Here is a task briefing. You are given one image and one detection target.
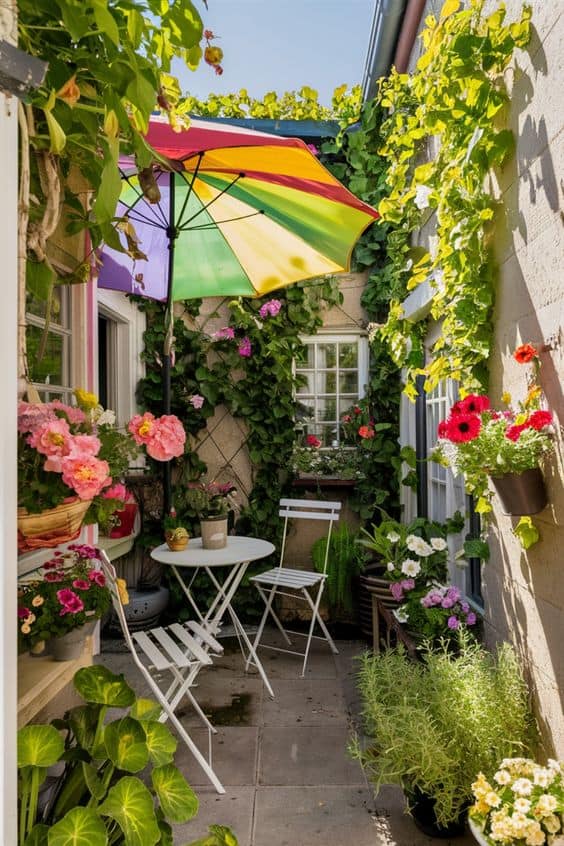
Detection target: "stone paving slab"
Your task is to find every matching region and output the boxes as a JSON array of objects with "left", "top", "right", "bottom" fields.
[
  {"left": 253, "top": 785, "right": 378, "bottom": 846},
  {"left": 261, "top": 677, "right": 348, "bottom": 727},
  {"left": 177, "top": 725, "right": 259, "bottom": 787},
  {"left": 172, "top": 786, "right": 255, "bottom": 846},
  {"left": 259, "top": 725, "right": 366, "bottom": 786}
]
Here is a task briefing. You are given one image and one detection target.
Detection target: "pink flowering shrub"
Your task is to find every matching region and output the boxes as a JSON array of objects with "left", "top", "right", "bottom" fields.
[
  {"left": 17, "top": 545, "right": 111, "bottom": 649},
  {"left": 18, "top": 391, "right": 186, "bottom": 538}
]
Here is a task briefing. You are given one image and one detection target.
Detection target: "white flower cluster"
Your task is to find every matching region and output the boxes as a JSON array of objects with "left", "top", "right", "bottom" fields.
[{"left": 471, "top": 758, "right": 563, "bottom": 846}]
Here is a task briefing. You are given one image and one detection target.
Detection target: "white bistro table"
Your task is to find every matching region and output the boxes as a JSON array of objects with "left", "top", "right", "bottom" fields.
[{"left": 151, "top": 536, "right": 275, "bottom": 697}]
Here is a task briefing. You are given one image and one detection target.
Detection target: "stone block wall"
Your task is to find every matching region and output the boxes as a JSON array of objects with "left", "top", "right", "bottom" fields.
[{"left": 482, "top": 0, "right": 564, "bottom": 756}]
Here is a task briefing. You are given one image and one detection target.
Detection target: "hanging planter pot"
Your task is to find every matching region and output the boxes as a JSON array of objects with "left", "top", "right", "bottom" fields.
[
  {"left": 490, "top": 467, "right": 548, "bottom": 516},
  {"left": 17, "top": 497, "right": 91, "bottom": 552}
]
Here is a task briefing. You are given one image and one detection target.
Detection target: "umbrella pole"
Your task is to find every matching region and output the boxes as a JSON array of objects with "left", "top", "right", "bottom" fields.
[{"left": 162, "top": 177, "right": 177, "bottom": 517}]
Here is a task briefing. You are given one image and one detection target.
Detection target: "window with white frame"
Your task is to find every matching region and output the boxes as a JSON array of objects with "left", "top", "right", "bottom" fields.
[
  {"left": 26, "top": 287, "right": 73, "bottom": 403},
  {"left": 295, "top": 333, "right": 368, "bottom": 446}
]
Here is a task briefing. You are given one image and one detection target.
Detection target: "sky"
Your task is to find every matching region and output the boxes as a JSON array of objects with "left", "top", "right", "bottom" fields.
[{"left": 174, "top": 0, "right": 376, "bottom": 107}]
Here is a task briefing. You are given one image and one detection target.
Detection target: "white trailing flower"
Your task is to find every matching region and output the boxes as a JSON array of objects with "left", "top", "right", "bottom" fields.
[
  {"left": 430, "top": 537, "right": 447, "bottom": 551},
  {"left": 401, "top": 558, "right": 421, "bottom": 578},
  {"left": 386, "top": 561, "right": 396, "bottom": 573},
  {"left": 93, "top": 407, "right": 116, "bottom": 426},
  {"left": 393, "top": 607, "right": 409, "bottom": 624},
  {"left": 387, "top": 531, "right": 401, "bottom": 543}
]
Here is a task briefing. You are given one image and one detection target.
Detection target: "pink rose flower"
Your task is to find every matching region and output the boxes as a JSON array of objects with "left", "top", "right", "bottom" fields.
[
  {"left": 28, "top": 419, "right": 72, "bottom": 458},
  {"left": 57, "top": 588, "right": 84, "bottom": 615},
  {"left": 103, "top": 483, "right": 127, "bottom": 502},
  {"left": 238, "top": 337, "right": 252, "bottom": 358},
  {"left": 72, "top": 579, "right": 91, "bottom": 591},
  {"left": 67, "top": 434, "right": 101, "bottom": 457},
  {"left": 88, "top": 570, "right": 106, "bottom": 587},
  {"left": 50, "top": 400, "right": 86, "bottom": 425},
  {"left": 61, "top": 454, "right": 112, "bottom": 500},
  {"left": 189, "top": 394, "right": 205, "bottom": 410},
  {"left": 145, "top": 414, "right": 186, "bottom": 461},
  {"left": 128, "top": 412, "right": 156, "bottom": 445}
]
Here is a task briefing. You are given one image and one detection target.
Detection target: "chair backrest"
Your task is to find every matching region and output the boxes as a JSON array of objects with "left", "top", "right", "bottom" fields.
[
  {"left": 278, "top": 498, "right": 341, "bottom": 575},
  {"left": 99, "top": 551, "right": 141, "bottom": 659}
]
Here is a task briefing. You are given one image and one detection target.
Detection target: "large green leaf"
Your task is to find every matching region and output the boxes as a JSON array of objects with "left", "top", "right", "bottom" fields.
[
  {"left": 68, "top": 704, "right": 100, "bottom": 751},
  {"left": 47, "top": 807, "right": 108, "bottom": 846},
  {"left": 142, "top": 721, "right": 177, "bottom": 766},
  {"left": 18, "top": 725, "right": 64, "bottom": 769},
  {"left": 91, "top": 0, "right": 120, "bottom": 46},
  {"left": 104, "top": 718, "right": 149, "bottom": 772},
  {"left": 23, "top": 823, "right": 49, "bottom": 846},
  {"left": 151, "top": 764, "right": 199, "bottom": 823},
  {"left": 73, "top": 666, "right": 135, "bottom": 707},
  {"left": 130, "top": 698, "right": 162, "bottom": 722},
  {"left": 26, "top": 260, "right": 55, "bottom": 302},
  {"left": 126, "top": 72, "right": 157, "bottom": 117},
  {"left": 98, "top": 776, "right": 161, "bottom": 846},
  {"left": 186, "top": 825, "right": 239, "bottom": 846},
  {"left": 59, "top": 0, "right": 91, "bottom": 42},
  {"left": 81, "top": 761, "right": 106, "bottom": 801},
  {"left": 93, "top": 151, "right": 123, "bottom": 224}
]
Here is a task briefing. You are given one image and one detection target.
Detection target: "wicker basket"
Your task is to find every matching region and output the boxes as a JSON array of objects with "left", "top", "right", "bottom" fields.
[{"left": 17, "top": 498, "right": 91, "bottom": 551}]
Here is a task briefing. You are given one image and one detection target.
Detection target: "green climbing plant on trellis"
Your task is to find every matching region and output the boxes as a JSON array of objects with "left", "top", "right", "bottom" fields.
[{"left": 375, "top": 0, "right": 532, "bottom": 399}]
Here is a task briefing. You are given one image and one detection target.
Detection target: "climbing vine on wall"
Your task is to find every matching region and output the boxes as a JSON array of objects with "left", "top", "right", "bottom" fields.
[{"left": 374, "top": 0, "right": 531, "bottom": 399}]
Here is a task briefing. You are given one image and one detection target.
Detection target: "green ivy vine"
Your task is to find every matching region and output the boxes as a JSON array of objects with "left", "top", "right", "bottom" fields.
[{"left": 374, "top": 0, "right": 531, "bottom": 398}]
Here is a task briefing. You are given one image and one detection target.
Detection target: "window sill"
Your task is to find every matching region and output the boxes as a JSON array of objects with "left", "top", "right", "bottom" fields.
[{"left": 292, "top": 476, "right": 357, "bottom": 488}]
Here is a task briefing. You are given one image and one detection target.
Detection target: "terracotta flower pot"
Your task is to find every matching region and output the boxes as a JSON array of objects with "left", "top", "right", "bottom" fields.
[{"left": 490, "top": 467, "right": 548, "bottom": 516}]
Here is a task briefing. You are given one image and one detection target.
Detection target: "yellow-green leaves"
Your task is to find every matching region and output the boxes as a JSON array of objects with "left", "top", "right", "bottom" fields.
[
  {"left": 513, "top": 516, "right": 540, "bottom": 549},
  {"left": 377, "top": 0, "right": 532, "bottom": 397}
]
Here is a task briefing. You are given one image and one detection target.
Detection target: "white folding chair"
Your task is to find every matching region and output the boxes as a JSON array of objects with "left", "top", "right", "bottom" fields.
[
  {"left": 100, "top": 552, "right": 226, "bottom": 794},
  {"left": 248, "top": 498, "right": 341, "bottom": 676}
]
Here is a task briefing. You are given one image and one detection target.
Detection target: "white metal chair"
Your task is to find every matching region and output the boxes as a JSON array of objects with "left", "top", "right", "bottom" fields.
[
  {"left": 248, "top": 498, "right": 342, "bottom": 676},
  {"left": 100, "top": 552, "right": 226, "bottom": 794}
]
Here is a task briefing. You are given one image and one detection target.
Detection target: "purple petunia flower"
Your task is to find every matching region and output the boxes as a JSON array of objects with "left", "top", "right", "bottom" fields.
[
  {"left": 189, "top": 394, "right": 205, "bottom": 410},
  {"left": 259, "top": 299, "right": 282, "bottom": 319},
  {"left": 447, "top": 615, "right": 460, "bottom": 629},
  {"left": 390, "top": 582, "right": 404, "bottom": 601},
  {"left": 466, "top": 612, "right": 477, "bottom": 625},
  {"left": 400, "top": 578, "right": 416, "bottom": 592},
  {"left": 212, "top": 326, "right": 235, "bottom": 341}
]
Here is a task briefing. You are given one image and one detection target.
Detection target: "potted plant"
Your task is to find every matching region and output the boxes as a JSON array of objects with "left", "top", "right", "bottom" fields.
[
  {"left": 17, "top": 389, "right": 186, "bottom": 551},
  {"left": 311, "top": 523, "right": 366, "bottom": 622},
  {"left": 17, "top": 544, "right": 114, "bottom": 660},
  {"left": 468, "top": 757, "right": 563, "bottom": 845},
  {"left": 185, "top": 480, "right": 236, "bottom": 549},
  {"left": 353, "top": 636, "right": 537, "bottom": 837},
  {"left": 17, "top": 664, "right": 238, "bottom": 846},
  {"left": 433, "top": 344, "right": 554, "bottom": 517},
  {"left": 164, "top": 505, "right": 190, "bottom": 551}
]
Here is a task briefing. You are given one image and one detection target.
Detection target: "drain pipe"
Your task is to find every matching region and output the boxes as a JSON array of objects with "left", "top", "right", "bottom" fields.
[
  {"left": 361, "top": 0, "right": 408, "bottom": 102},
  {"left": 393, "top": 0, "right": 426, "bottom": 72}
]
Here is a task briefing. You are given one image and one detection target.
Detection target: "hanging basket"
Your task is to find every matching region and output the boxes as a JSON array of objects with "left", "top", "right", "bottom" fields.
[
  {"left": 17, "top": 498, "right": 91, "bottom": 552},
  {"left": 490, "top": 467, "right": 548, "bottom": 516}
]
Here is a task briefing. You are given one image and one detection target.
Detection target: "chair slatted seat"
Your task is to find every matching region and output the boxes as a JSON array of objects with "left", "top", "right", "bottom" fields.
[
  {"left": 248, "top": 498, "right": 342, "bottom": 677},
  {"left": 100, "top": 552, "right": 226, "bottom": 794}
]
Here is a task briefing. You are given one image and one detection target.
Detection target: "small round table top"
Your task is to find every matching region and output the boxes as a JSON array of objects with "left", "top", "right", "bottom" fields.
[{"left": 150, "top": 536, "right": 275, "bottom": 568}]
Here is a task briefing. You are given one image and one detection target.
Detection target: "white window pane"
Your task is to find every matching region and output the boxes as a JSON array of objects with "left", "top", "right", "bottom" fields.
[
  {"left": 318, "top": 397, "right": 337, "bottom": 422},
  {"left": 317, "top": 343, "right": 336, "bottom": 369},
  {"left": 338, "top": 343, "right": 357, "bottom": 368},
  {"left": 339, "top": 372, "right": 357, "bottom": 393},
  {"left": 316, "top": 371, "right": 336, "bottom": 393}
]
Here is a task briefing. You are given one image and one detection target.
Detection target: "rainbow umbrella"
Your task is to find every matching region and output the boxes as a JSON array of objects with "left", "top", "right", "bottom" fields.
[
  {"left": 99, "top": 116, "right": 378, "bottom": 304},
  {"left": 98, "top": 117, "right": 379, "bottom": 509}
]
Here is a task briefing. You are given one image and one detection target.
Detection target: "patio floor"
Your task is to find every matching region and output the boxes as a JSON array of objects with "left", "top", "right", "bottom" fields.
[{"left": 37, "top": 629, "right": 476, "bottom": 846}]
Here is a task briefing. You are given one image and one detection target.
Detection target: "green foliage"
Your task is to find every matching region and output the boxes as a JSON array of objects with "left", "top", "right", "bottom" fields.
[
  {"left": 17, "top": 665, "right": 237, "bottom": 846},
  {"left": 180, "top": 84, "right": 362, "bottom": 122},
  {"left": 354, "top": 636, "right": 537, "bottom": 827},
  {"left": 17, "top": 0, "right": 213, "bottom": 328},
  {"left": 513, "top": 516, "right": 540, "bottom": 550},
  {"left": 311, "top": 523, "right": 366, "bottom": 615},
  {"left": 373, "top": 0, "right": 532, "bottom": 397}
]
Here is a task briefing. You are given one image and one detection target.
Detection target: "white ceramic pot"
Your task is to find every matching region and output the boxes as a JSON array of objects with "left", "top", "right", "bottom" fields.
[{"left": 468, "top": 817, "right": 490, "bottom": 846}]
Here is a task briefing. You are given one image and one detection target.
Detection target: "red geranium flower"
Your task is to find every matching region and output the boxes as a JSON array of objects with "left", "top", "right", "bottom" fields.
[
  {"left": 514, "top": 343, "right": 538, "bottom": 364},
  {"left": 444, "top": 413, "right": 481, "bottom": 443},
  {"left": 437, "top": 420, "right": 449, "bottom": 438},
  {"left": 358, "top": 425, "right": 375, "bottom": 439},
  {"left": 458, "top": 394, "right": 490, "bottom": 414},
  {"left": 527, "top": 410, "right": 552, "bottom": 431},
  {"left": 353, "top": 407, "right": 362, "bottom": 415},
  {"left": 305, "top": 434, "right": 322, "bottom": 448},
  {"left": 505, "top": 424, "right": 527, "bottom": 442},
  {"left": 88, "top": 571, "right": 106, "bottom": 588}
]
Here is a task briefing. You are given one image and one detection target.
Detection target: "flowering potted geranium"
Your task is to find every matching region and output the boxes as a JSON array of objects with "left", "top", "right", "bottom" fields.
[
  {"left": 469, "top": 757, "right": 563, "bottom": 846},
  {"left": 434, "top": 345, "right": 554, "bottom": 516},
  {"left": 17, "top": 390, "right": 186, "bottom": 550},
  {"left": 17, "top": 544, "right": 121, "bottom": 660}
]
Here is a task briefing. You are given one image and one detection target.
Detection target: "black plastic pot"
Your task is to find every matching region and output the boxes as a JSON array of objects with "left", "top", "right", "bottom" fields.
[
  {"left": 490, "top": 466, "right": 547, "bottom": 515},
  {"left": 405, "top": 788, "right": 468, "bottom": 839}
]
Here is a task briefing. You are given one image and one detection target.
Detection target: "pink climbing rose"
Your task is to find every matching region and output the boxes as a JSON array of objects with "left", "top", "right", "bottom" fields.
[{"left": 61, "top": 454, "right": 112, "bottom": 500}]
